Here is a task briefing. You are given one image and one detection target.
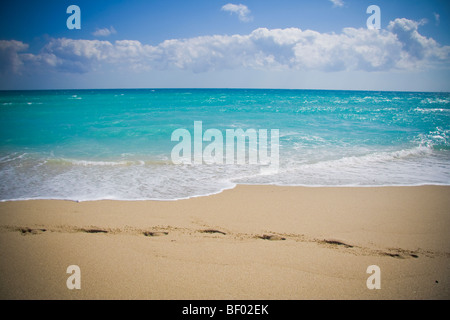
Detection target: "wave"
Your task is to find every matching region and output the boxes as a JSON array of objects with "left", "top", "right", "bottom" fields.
[
  {"left": 414, "top": 107, "right": 449, "bottom": 113},
  {"left": 46, "top": 158, "right": 137, "bottom": 167},
  {"left": 39, "top": 157, "right": 173, "bottom": 167},
  {"left": 310, "top": 145, "right": 432, "bottom": 168},
  {"left": 421, "top": 97, "right": 450, "bottom": 104},
  {"left": 1, "top": 142, "right": 448, "bottom": 200},
  {"left": 0, "top": 153, "right": 28, "bottom": 164}
]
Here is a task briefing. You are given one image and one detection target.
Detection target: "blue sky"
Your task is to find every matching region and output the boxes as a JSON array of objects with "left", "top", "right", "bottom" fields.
[{"left": 0, "top": 0, "right": 449, "bottom": 91}]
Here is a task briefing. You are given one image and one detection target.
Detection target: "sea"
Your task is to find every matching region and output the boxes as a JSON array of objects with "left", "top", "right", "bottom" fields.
[{"left": 1, "top": 89, "right": 449, "bottom": 201}]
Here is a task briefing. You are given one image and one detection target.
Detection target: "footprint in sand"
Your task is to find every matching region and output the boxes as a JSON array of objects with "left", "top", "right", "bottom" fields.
[
  {"left": 18, "top": 227, "right": 47, "bottom": 235},
  {"left": 200, "top": 229, "right": 227, "bottom": 235},
  {"left": 143, "top": 231, "right": 169, "bottom": 237},
  {"left": 258, "top": 234, "right": 286, "bottom": 241},
  {"left": 381, "top": 250, "right": 420, "bottom": 259},
  {"left": 80, "top": 228, "right": 108, "bottom": 234},
  {"left": 321, "top": 239, "right": 354, "bottom": 248}
]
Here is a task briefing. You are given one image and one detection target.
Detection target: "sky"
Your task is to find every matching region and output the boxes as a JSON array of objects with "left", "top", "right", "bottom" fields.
[{"left": 0, "top": 0, "right": 449, "bottom": 91}]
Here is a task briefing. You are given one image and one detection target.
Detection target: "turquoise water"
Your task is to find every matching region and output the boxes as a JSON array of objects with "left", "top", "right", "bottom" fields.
[{"left": 1, "top": 89, "right": 449, "bottom": 201}]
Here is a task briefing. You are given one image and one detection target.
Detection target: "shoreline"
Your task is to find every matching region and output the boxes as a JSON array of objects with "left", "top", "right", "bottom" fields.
[
  {"left": 2, "top": 182, "right": 450, "bottom": 203},
  {"left": 0, "top": 185, "right": 449, "bottom": 299}
]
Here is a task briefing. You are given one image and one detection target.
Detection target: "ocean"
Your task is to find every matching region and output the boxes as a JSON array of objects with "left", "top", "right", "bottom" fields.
[{"left": 0, "top": 89, "right": 449, "bottom": 201}]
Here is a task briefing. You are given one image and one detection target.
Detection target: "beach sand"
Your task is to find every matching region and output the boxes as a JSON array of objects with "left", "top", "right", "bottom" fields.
[{"left": 0, "top": 185, "right": 449, "bottom": 300}]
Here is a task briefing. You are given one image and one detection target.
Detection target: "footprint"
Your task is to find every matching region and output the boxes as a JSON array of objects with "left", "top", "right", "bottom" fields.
[
  {"left": 200, "top": 229, "right": 227, "bottom": 235},
  {"left": 258, "top": 234, "right": 286, "bottom": 241},
  {"left": 80, "top": 228, "right": 108, "bottom": 234},
  {"left": 382, "top": 252, "right": 404, "bottom": 259},
  {"left": 143, "top": 231, "right": 168, "bottom": 237},
  {"left": 18, "top": 227, "right": 46, "bottom": 235},
  {"left": 381, "top": 249, "right": 420, "bottom": 259},
  {"left": 320, "top": 239, "right": 354, "bottom": 248}
]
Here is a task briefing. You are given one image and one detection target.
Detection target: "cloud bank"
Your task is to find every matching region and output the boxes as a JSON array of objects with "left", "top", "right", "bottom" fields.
[{"left": 1, "top": 18, "right": 449, "bottom": 75}]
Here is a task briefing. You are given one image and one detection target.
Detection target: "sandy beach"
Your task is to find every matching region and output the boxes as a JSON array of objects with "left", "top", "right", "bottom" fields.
[{"left": 0, "top": 185, "right": 449, "bottom": 300}]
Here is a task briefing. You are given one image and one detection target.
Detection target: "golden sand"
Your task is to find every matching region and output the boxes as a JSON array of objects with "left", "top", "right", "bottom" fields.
[{"left": 0, "top": 185, "right": 449, "bottom": 299}]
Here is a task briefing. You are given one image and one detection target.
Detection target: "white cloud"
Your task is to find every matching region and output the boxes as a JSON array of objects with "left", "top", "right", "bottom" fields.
[
  {"left": 4, "top": 18, "right": 449, "bottom": 75},
  {"left": 387, "top": 18, "right": 447, "bottom": 63},
  {"left": 221, "top": 3, "right": 252, "bottom": 22},
  {"left": 93, "top": 26, "right": 117, "bottom": 37},
  {"left": 434, "top": 12, "right": 440, "bottom": 26},
  {"left": 0, "top": 40, "right": 28, "bottom": 73},
  {"left": 330, "top": 0, "right": 344, "bottom": 8}
]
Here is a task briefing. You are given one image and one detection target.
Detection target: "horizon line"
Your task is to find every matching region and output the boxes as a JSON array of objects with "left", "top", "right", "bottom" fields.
[{"left": 1, "top": 87, "right": 449, "bottom": 94}]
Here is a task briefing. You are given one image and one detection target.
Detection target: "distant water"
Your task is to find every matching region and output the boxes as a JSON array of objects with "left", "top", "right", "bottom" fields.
[{"left": 1, "top": 89, "right": 449, "bottom": 201}]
